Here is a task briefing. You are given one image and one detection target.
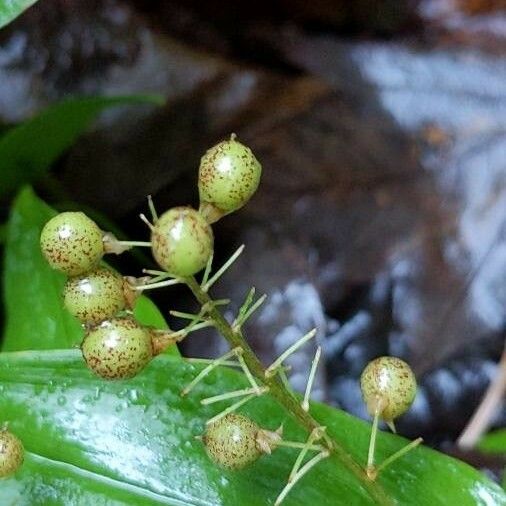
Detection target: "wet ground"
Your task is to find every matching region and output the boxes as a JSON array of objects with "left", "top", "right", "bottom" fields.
[{"left": 0, "top": 0, "right": 504, "bottom": 479}]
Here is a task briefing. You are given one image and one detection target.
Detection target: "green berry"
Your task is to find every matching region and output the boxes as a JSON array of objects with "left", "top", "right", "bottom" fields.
[
  {"left": 199, "top": 135, "right": 261, "bottom": 221},
  {"left": 0, "top": 429, "right": 24, "bottom": 478},
  {"left": 40, "top": 212, "right": 104, "bottom": 276},
  {"left": 63, "top": 268, "right": 128, "bottom": 326},
  {"left": 203, "top": 414, "right": 262, "bottom": 470},
  {"left": 82, "top": 317, "right": 153, "bottom": 380},
  {"left": 151, "top": 207, "right": 213, "bottom": 277},
  {"left": 360, "top": 356, "right": 417, "bottom": 422}
]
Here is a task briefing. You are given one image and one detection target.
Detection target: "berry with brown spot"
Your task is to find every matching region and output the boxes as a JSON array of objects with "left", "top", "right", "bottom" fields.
[
  {"left": 0, "top": 429, "right": 24, "bottom": 478},
  {"left": 81, "top": 317, "right": 153, "bottom": 380},
  {"left": 203, "top": 413, "right": 262, "bottom": 470},
  {"left": 63, "top": 268, "right": 132, "bottom": 326},
  {"left": 360, "top": 356, "right": 417, "bottom": 422},
  {"left": 40, "top": 212, "right": 104, "bottom": 276},
  {"left": 199, "top": 135, "right": 262, "bottom": 223},
  {"left": 151, "top": 207, "right": 213, "bottom": 277}
]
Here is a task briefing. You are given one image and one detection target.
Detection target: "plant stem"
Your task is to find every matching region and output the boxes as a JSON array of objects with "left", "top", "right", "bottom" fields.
[
  {"left": 201, "top": 386, "right": 268, "bottom": 405},
  {"left": 275, "top": 450, "right": 330, "bottom": 506},
  {"left": 367, "top": 408, "right": 380, "bottom": 476},
  {"left": 265, "top": 329, "right": 316, "bottom": 377},
  {"left": 375, "top": 438, "right": 423, "bottom": 475},
  {"left": 133, "top": 278, "right": 181, "bottom": 291},
  {"left": 276, "top": 441, "right": 323, "bottom": 451},
  {"left": 184, "top": 276, "right": 392, "bottom": 506},
  {"left": 302, "top": 346, "right": 321, "bottom": 412},
  {"left": 206, "top": 394, "right": 257, "bottom": 425},
  {"left": 116, "top": 240, "right": 152, "bottom": 247}
]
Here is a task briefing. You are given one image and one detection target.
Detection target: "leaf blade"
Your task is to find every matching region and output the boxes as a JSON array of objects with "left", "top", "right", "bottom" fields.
[
  {"left": 0, "top": 0, "right": 38, "bottom": 29},
  {"left": 479, "top": 430, "right": 506, "bottom": 455},
  {"left": 0, "top": 95, "right": 164, "bottom": 197},
  {"left": 0, "top": 350, "right": 504, "bottom": 506}
]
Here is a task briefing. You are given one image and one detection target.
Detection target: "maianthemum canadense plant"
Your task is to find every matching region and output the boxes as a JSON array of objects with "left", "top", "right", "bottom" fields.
[
  {"left": 0, "top": 119, "right": 506, "bottom": 505},
  {"left": 32, "top": 135, "right": 425, "bottom": 504},
  {"left": 0, "top": 4, "right": 504, "bottom": 504}
]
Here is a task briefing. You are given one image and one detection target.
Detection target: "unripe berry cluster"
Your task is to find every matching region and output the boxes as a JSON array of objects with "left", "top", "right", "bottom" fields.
[
  {"left": 40, "top": 135, "right": 262, "bottom": 380},
  {"left": 202, "top": 358, "right": 418, "bottom": 474},
  {"left": 40, "top": 211, "right": 149, "bottom": 379},
  {"left": 38, "top": 134, "right": 421, "bottom": 500}
]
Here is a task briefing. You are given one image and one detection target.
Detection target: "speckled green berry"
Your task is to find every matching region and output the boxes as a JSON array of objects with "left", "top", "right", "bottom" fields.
[
  {"left": 63, "top": 268, "right": 128, "bottom": 325},
  {"left": 82, "top": 317, "right": 153, "bottom": 380},
  {"left": 40, "top": 212, "right": 104, "bottom": 276},
  {"left": 203, "top": 414, "right": 262, "bottom": 470},
  {"left": 360, "top": 356, "right": 417, "bottom": 422},
  {"left": 151, "top": 207, "right": 213, "bottom": 277},
  {"left": 0, "top": 430, "right": 24, "bottom": 478},
  {"left": 199, "top": 135, "right": 261, "bottom": 222}
]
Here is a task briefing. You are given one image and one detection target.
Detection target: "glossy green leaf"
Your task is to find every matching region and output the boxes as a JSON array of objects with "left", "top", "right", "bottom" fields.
[
  {"left": 0, "top": 0, "right": 38, "bottom": 29},
  {"left": 0, "top": 95, "right": 164, "bottom": 198},
  {"left": 0, "top": 350, "right": 504, "bottom": 505},
  {"left": 2, "top": 187, "right": 175, "bottom": 354}
]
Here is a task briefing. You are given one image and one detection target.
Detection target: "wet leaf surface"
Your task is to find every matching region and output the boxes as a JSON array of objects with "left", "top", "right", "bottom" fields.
[{"left": 1, "top": 350, "right": 505, "bottom": 505}]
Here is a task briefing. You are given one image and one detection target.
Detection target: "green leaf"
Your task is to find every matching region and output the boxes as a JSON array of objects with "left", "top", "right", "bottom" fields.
[
  {"left": 0, "top": 350, "right": 504, "bottom": 505},
  {"left": 479, "top": 430, "right": 506, "bottom": 490},
  {"left": 2, "top": 187, "right": 175, "bottom": 354},
  {"left": 0, "top": 0, "right": 38, "bottom": 29},
  {"left": 0, "top": 95, "right": 164, "bottom": 198},
  {"left": 479, "top": 430, "right": 506, "bottom": 455}
]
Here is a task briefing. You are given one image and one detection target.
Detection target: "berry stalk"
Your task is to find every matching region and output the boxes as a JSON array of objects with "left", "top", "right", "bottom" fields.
[{"left": 184, "top": 276, "right": 393, "bottom": 506}]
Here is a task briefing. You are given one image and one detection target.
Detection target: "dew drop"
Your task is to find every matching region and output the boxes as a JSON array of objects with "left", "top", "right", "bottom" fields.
[
  {"left": 117, "top": 388, "right": 128, "bottom": 399},
  {"left": 203, "top": 375, "right": 216, "bottom": 386},
  {"left": 115, "top": 402, "right": 127, "bottom": 413},
  {"left": 81, "top": 394, "right": 93, "bottom": 405}
]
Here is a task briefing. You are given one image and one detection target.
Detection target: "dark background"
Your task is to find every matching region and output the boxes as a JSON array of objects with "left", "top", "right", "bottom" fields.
[{"left": 0, "top": 0, "right": 505, "bottom": 480}]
